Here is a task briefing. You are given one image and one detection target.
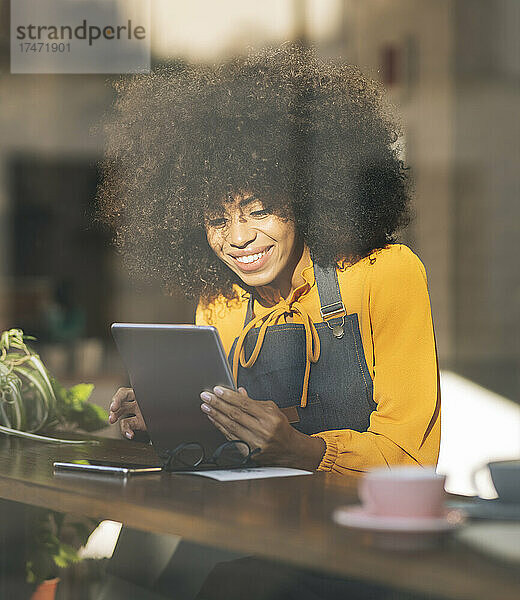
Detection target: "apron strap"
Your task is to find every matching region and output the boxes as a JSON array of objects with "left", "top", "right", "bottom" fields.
[
  {"left": 243, "top": 258, "right": 346, "bottom": 327},
  {"left": 313, "top": 260, "right": 346, "bottom": 322}
]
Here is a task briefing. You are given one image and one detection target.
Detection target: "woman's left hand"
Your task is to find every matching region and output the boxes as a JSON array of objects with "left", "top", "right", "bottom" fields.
[{"left": 199, "top": 386, "right": 326, "bottom": 471}]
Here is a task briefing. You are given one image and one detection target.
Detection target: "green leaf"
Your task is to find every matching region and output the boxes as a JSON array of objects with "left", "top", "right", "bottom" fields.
[
  {"left": 13, "top": 365, "right": 52, "bottom": 431},
  {"left": 26, "top": 561, "right": 36, "bottom": 584},
  {"left": 0, "top": 370, "right": 24, "bottom": 430},
  {"left": 67, "top": 383, "right": 94, "bottom": 404},
  {"left": 51, "top": 378, "right": 107, "bottom": 432},
  {"left": 53, "top": 544, "right": 80, "bottom": 568},
  {"left": 77, "top": 402, "right": 109, "bottom": 431}
]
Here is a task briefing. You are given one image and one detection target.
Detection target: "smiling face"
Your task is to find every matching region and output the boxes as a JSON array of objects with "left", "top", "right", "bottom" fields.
[{"left": 205, "top": 193, "right": 301, "bottom": 292}]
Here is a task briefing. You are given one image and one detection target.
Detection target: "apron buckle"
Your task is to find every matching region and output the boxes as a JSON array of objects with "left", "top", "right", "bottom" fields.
[{"left": 327, "top": 317, "right": 345, "bottom": 339}]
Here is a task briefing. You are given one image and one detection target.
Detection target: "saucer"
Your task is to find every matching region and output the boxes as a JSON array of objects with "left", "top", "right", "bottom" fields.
[
  {"left": 332, "top": 506, "right": 466, "bottom": 550},
  {"left": 333, "top": 506, "right": 466, "bottom": 533},
  {"left": 447, "top": 498, "right": 520, "bottom": 521}
]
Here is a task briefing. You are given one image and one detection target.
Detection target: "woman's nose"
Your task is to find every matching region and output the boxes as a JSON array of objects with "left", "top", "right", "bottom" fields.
[{"left": 227, "top": 219, "right": 256, "bottom": 248}]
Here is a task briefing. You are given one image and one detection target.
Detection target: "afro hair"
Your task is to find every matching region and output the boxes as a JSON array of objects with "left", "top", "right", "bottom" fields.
[{"left": 98, "top": 43, "right": 412, "bottom": 304}]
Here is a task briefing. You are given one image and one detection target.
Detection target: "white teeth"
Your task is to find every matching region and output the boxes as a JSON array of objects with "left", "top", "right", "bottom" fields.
[{"left": 235, "top": 249, "right": 268, "bottom": 264}]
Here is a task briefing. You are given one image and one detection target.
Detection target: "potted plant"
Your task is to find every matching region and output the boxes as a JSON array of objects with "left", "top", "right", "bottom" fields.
[
  {"left": 26, "top": 509, "right": 99, "bottom": 600},
  {"left": 0, "top": 329, "right": 109, "bottom": 598},
  {"left": 0, "top": 328, "right": 108, "bottom": 440}
]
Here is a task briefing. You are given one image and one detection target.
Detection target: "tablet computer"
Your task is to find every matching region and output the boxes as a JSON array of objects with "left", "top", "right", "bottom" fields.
[{"left": 111, "top": 323, "right": 236, "bottom": 458}]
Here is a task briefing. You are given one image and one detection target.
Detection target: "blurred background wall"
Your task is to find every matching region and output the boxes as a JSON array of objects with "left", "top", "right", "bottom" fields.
[{"left": 0, "top": 0, "right": 518, "bottom": 406}]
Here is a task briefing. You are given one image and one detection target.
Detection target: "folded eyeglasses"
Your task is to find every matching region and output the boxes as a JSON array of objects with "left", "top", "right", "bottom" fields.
[{"left": 161, "top": 440, "right": 260, "bottom": 472}]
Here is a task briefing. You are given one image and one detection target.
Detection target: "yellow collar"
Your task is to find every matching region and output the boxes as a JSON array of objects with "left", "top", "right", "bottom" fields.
[{"left": 252, "top": 245, "right": 316, "bottom": 313}]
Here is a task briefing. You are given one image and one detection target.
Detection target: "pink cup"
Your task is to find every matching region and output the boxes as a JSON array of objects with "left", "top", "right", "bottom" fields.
[{"left": 359, "top": 466, "right": 446, "bottom": 518}]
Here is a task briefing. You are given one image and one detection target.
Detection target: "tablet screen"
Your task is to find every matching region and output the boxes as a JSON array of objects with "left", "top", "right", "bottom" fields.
[{"left": 111, "top": 324, "right": 235, "bottom": 457}]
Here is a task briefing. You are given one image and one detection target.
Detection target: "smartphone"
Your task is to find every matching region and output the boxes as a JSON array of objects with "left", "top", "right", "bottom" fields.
[{"left": 53, "top": 460, "right": 162, "bottom": 476}]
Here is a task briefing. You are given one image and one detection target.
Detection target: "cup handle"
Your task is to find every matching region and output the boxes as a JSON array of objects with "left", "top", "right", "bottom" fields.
[{"left": 470, "top": 463, "right": 487, "bottom": 498}]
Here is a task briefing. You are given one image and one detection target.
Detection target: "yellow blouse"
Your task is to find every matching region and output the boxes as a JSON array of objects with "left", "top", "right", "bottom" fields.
[{"left": 195, "top": 243, "right": 441, "bottom": 474}]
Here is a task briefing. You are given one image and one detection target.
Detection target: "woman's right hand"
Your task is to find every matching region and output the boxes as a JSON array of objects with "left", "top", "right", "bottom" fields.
[{"left": 108, "top": 387, "right": 147, "bottom": 439}]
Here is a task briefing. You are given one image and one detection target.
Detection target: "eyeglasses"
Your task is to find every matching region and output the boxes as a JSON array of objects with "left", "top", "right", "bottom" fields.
[{"left": 162, "top": 440, "right": 260, "bottom": 472}]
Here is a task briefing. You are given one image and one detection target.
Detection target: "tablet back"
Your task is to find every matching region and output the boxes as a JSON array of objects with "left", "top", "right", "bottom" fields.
[{"left": 111, "top": 324, "right": 234, "bottom": 457}]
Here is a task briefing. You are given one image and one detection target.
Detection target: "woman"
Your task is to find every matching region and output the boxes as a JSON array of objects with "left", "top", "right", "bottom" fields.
[{"left": 102, "top": 43, "right": 440, "bottom": 476}]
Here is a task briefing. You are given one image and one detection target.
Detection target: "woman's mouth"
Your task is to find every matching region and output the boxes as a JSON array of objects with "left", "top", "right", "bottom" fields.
[{"left": 229, "top": 246, "right": 274, "bottom": 273}]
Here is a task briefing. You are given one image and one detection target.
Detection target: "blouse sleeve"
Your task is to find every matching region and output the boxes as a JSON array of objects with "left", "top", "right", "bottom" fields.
[{"left": 312, "top": 246, "right": 441, "bottom": 474}]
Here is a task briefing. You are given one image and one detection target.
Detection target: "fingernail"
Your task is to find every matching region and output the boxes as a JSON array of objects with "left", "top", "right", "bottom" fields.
[
  {"left": 214, "top": 386, "right": 224, "bottom": 395},
  {"left": 125, "top": 432, "right": 133, "bottom": 439},
  {"left": 110, "top": 403, "right": 115, "bottom": 411},
  {"left": 201, "top": 403, "right": 211, "bottom": 414},
  {"left": 108, "top": 415, "right": 114, "bottom": 423},
  {"left": 200, "top": 391, "right": 212, "bottom": 402}
]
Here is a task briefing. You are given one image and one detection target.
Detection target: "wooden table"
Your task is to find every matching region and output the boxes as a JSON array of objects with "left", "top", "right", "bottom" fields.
[{"left": 0, "top": 434, "right": 518, "bottom": 600}]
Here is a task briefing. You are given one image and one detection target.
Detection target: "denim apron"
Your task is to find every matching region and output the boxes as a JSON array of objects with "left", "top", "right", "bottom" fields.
[{"left": 228, "top": 262, "right": 376, "bottom": 435}]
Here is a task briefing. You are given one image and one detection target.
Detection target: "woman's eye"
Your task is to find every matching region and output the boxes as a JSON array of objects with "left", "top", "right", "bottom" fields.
[
  {"left": 250, "top": 209, "right": 270, "bottom": 218},
  {"left": 207, "top": 218, "right": 227, "bottom": 228}
]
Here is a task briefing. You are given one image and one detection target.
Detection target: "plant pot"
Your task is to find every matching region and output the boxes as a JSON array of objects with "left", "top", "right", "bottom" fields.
[{"left": 30, "top": 577, "right": 60, "bottom": 600}]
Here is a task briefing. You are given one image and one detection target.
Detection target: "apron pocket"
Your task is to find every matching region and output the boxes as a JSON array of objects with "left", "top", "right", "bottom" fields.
[{"left": 294, "top": 395, "right": 326, "bottom": 435}]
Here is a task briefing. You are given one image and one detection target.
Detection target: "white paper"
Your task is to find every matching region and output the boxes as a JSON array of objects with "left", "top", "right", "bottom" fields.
[
  {"left": 457, "top": 523, "right": 520, "bottom": 563},
  {"left": 179, "top": 466, "right": 313, "bottom": 481}
]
